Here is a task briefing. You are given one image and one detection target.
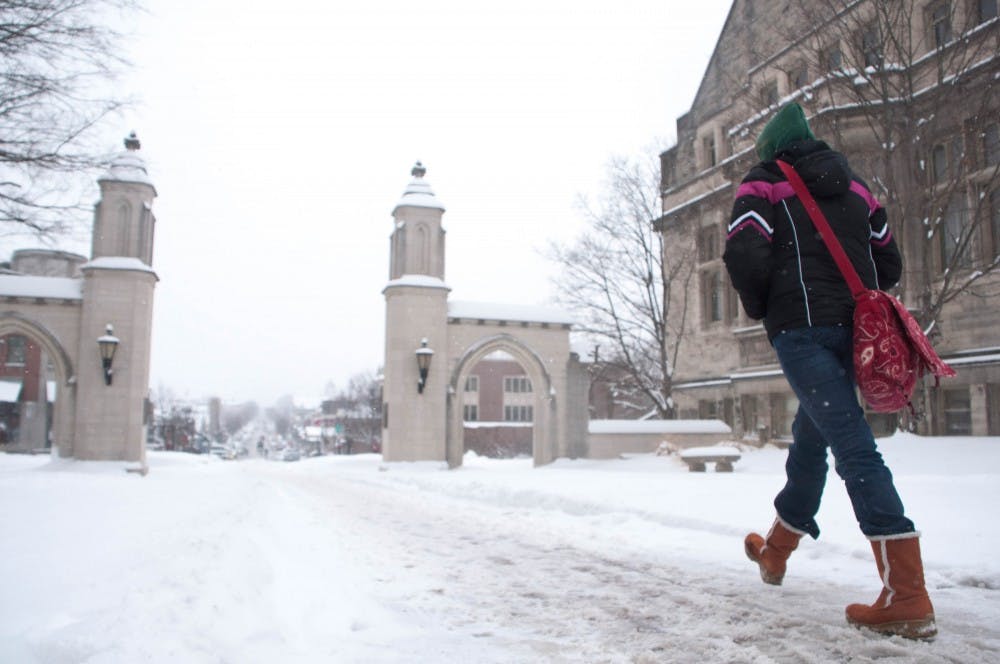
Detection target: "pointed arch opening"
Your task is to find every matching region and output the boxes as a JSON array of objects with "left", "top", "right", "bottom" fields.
[
  {"left": 447, "top": 334, "right": 555, "bottom": 468},
  {"left": 0, "top": 312, "right": 76, "bottom": 456}
]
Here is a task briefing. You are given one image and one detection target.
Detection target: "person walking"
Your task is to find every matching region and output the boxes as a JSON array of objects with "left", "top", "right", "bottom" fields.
[{"left": 723, "top": 102, "right": 936, "bottom": 640}]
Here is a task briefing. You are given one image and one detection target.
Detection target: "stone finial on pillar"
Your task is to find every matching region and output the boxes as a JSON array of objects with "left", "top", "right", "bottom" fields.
[{"left": 124, "top": 131, "right": 141, "bottom": 151}]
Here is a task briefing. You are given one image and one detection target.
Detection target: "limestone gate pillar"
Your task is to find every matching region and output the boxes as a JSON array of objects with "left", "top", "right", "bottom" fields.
[
  {"left": 382, "top": 163, "right": 449, "bottom": 461},
  {"left": 74, "top": 133, "right": 158, "bottom": 461}
]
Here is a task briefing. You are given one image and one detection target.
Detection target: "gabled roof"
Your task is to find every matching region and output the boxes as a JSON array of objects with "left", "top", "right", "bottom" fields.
[{"left": 688, "top": 3, "right": 739, "bottom": 116}]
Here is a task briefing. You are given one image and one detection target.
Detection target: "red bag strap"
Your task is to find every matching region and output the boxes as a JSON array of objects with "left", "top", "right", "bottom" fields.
[{"left": 776, "top": 160, "right": 867, "bottom": 298}]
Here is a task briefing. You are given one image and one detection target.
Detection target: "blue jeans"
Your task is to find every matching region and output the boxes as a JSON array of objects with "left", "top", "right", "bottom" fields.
[{"left": 771, "top": 326, "right": 915, "bottom": 539}]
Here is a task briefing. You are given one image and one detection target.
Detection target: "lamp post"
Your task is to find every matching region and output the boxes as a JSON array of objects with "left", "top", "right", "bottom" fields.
[
  {"left": 415, "top": 338, "right": 434, "bottom": 394},
  {"left": 97, "top": 324, "right": 119, "bottom": 386}
]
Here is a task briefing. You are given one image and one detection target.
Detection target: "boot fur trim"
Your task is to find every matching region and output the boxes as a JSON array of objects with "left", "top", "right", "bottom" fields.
[
  {"left": 867, "top": 531, "right": 921, "bottom": 542},
  {"left": 775, "top": 515, "right": 809, "bottom": 537}
]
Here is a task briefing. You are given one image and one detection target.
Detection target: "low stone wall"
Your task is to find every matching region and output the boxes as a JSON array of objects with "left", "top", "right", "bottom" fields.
[{"left": 586, "top": 419, "right": 733, "bottom": 459}]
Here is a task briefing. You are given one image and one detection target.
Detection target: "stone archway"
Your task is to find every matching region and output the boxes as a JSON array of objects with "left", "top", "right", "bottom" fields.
[
  {"left": 0, "top": 312, "right": 76, "bottom": 456},
  {"left": 446, "top": 333, "right": 556, "bottom": 468}
]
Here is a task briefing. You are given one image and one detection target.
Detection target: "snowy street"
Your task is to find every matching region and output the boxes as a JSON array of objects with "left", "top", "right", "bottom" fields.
[{"left": 3, "top": 435, "right": 1000, "bottom": 663}]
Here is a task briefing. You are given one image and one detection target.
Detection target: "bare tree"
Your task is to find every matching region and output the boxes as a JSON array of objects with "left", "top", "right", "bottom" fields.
[
  {"left": 792, "top": 0, "right": 1000, "bottom": 333},
  {"left": 0, "top": 0, "right": 139, "bottom": 237},
  {"left": 549, "top": 152, "right": 697, "bottom": 419},
  {"left": 326, "top": 369, "right": 382, "bottom": 446}
]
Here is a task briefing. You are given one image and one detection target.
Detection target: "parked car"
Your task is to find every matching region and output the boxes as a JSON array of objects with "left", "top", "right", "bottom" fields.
[
  {"left": 280, "top": 448, "right": 300, "bottom": 462},
  {"left": 210, "top": 443, "right": 237, "bottom": 460}
]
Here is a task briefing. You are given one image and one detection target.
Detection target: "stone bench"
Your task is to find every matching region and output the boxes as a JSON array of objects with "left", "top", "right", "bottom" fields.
[{"left": 679, "top": 446, "right": 741, "bottom": 472}]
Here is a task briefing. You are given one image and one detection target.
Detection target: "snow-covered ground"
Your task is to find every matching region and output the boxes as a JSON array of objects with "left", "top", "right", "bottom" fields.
[{"left": 2, "top": 432, "right": 999, "bottom": 663}]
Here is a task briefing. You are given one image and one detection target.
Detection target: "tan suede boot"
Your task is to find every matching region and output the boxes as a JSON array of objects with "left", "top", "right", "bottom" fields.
[
  {"left": 744, "top": 518, "right": 804, "bottom": 585},
  {"left": 846, "top": 534, "right": 937, "bottom": 640}
]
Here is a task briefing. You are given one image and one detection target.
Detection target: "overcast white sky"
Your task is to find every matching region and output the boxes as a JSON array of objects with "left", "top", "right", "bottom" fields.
[{"left": 27, "top": 0, "right": 735, "bottom": 406}]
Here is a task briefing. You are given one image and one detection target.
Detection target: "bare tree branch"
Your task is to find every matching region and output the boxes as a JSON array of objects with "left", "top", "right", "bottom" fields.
[
  {"left": 548, "top": 151, "right": 696, "bottom": 418},
  {"left": 791, "top": 0, "right": 1000, "bottom": 336},
  {"left": 0, "top": 0, "right": 140, "bottom": 238}
]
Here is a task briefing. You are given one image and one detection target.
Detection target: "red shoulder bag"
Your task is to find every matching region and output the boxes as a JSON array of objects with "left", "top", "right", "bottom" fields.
[{"left": 776, "top": 160, "right": 955, "bottom": 413}]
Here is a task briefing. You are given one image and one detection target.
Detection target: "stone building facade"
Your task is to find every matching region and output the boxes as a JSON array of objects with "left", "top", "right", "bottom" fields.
[{"left": 656, "top": 0, "right": 1000, "bottom": 438}]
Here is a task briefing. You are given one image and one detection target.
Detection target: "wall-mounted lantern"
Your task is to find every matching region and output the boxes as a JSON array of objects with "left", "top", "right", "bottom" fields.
[
  {"left": 415, "top": 338, "right": 434, "bottom": 394},
  {"left": 97, "top": 324, "right": 119, "bottom": 386}
]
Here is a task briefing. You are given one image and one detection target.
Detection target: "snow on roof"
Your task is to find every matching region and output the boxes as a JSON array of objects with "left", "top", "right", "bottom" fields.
[
  {"left": 588, "top": 419, "right": 732, "bottom": 434},
  {"left": 0, "top": 379, "right": 22, "bottom": 402},
  {"left": 674, "top": 378, "right": 732, "bottom": 390},
  {"left": 661, "top": 182, "right": 732, "bottom": 217},
  {"left": 680, "top": 445, "right": 741, "bottom": 458},
  {"left": 0, "top": 275, "right": 82, "bottom": 300},
  {"left": 393, "top": 192, "right": 445, "bottom": 213},
  {"left": 82, "top": 257, "right": 157, "bottom": 275},
  {"left": 384, "top": 274, "right": 451, "bottom": 291},
  {"left": 944, "top": 353, "right": 1000, "bottom": 367},
  {"left": 392, "top": 163, "right": 445, "bottom": 214},
  {"left": 731, "top": 369, "right": 784, "bottom": 381},
  {"left": 448, "top": 300, "right": 575, "bottom": 326},
  {"left": 98, "top": 137, "right": 156, "bottom": 192},
  {"left": 463, "top": 421, "right": 533, "bottom": 428}
]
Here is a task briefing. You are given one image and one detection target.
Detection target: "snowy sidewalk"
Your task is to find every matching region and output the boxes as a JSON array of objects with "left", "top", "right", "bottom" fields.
[{"left": 2, "top": 434, "right": 999, "bottom": 662}]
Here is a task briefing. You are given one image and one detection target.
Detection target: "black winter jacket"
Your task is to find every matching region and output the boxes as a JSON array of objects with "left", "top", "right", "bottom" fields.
[{"left": 723, "top": 139, "right": 902, "bottom": 340}]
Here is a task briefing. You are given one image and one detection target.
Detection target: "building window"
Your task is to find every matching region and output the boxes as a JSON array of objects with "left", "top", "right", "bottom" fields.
[
  {"left": 824, "top": 44, "right": 843, "bottom": 71},
  {"left": 770, "top": 393, "right": 798, "bottom": 438},
  {"left": 698, "top": 400, "right": 718, "bottom": 419},
  {"left": 989, "top": 189, "right": 1000, "bottom": 258},
  {"left": 726, "top": 281, "right": 740, "bottom": 322},
  {"left": 463, "top": 404, "right": 478, "bottom": 422},
  {"left": 703, "top": 271, "right": 724, "bottom": 323},
  {"left": 698, "top": 225, "right": 719, "bottom": 263},
  {"left": 978, "top": 0, "right": 998, "bottom": 23},
  {"left": 761, "top": 80, "right": 779, "bottom": 107},
  {"left": 3, "top": 335, "right": 26, "bottom": 366},
  {"left": 503, "top": 405, "right": 533, "bottom": 422},
  {"left": 464, "top": 375, "right": 478, "bottom": 392},
  {"left": 930, "top": 3, "right": 951, "bottom": 49},
  {"left": 984, "top": 123, "right": 1000, "bottom": 167},
  {"left": 929, "top": 137, "right": 962, "bottom": 183},
  {"left": 702, "top": 135, "right": 717, "bottom": 168},
  {"left": 942, "top": 387, "right": 971, "bottom": 435},
  {"left": 940, "top": 196, "right": 970, "bottom": 268},
  {"left": 790, "top": 62, "right": 809, "bottom": 89},
  {"left": 860, "top": 25, "right": 882, "bottom": 68},
  {"left": 503, "top": 376, "right": 532, "bottom": 393},
  {"left": 931, "top": 143, "right": 948, "bottom": 183}
]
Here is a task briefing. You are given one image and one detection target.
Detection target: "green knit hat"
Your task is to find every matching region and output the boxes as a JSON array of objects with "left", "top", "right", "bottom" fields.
[{"left": 755, "top": 102, "right": 815, "bottom": 161}]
